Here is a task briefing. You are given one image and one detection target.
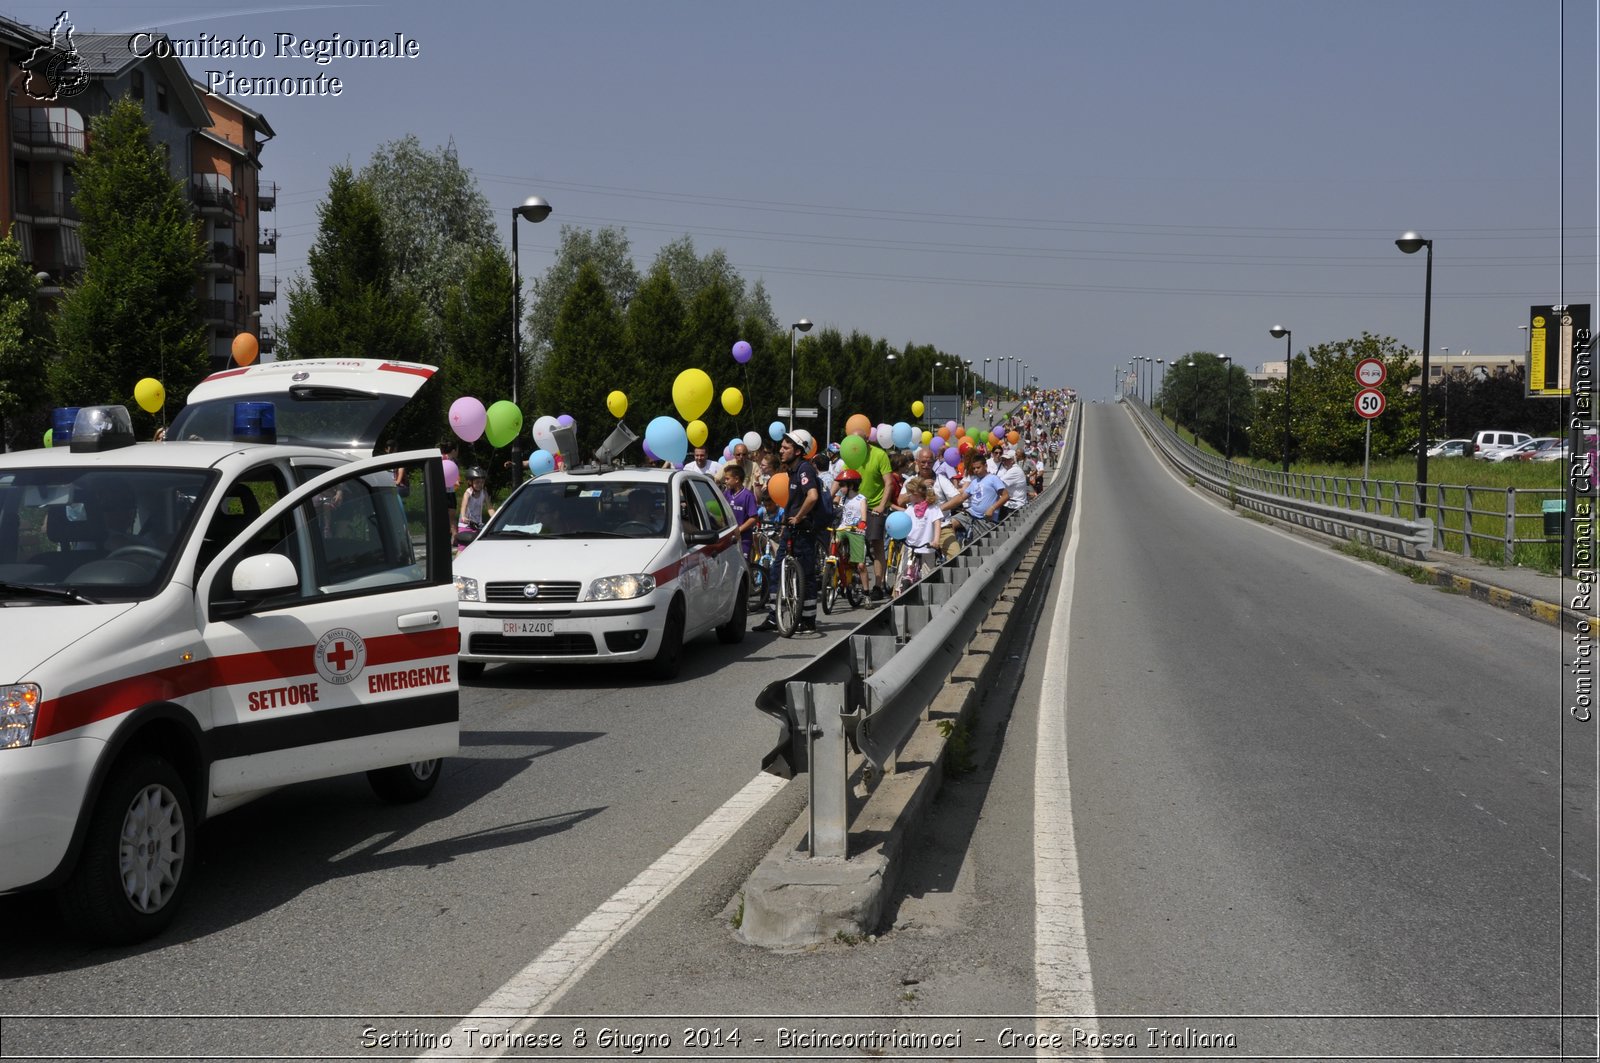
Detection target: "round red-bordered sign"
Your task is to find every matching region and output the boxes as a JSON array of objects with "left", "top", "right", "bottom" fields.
[
  {"left": 1354, "top": 388, "right": 1386, "bottom": 419},
  {"left": 1355, "top": 358, "right": 1387, "bottom": 387}
]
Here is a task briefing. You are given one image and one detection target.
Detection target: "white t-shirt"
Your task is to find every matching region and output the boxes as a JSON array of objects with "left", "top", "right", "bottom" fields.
[
  {"left": 906, "top": 503, "right": 941, "bottom": 552},
  {"left": 840, "top": 492, "right": 867, "bottom": 529},
  {"left": 1000, "top": 463, "right": 1028, "bottom": 509}
]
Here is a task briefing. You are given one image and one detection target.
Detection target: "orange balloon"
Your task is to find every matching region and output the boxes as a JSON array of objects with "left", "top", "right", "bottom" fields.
[
  {"left": 954, "top": 426, "right": 966, "bottom": 438},
  {"left": 957, "top": 437, "right": 971, "bottom": 452},
  {"left": 232, "top": 332, "right": 259, "bottom": 367},
  {"left": 937, "top": 427, "right": 950, "bottom": 440},
  {"left": 845, "top": 413, "right": 871, "bottom": 438},
  {"left": 806, "top": 437, "right": 818, "bottom": 460},
  {"left": 1007, "top": 430, "right": 1020, "bottom": 444},
  {"left": 767, "top": 471, "right": 790, "bottom": 508}
]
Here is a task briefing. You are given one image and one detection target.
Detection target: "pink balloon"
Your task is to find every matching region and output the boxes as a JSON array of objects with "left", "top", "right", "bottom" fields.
[
  {"left": 945, "top": 420, "right": 958, "bottom": 436},
  {"left": 442, "top": 459, "right": 460, "bottom": 491},
  {"left": 732, "top": 340, "right": 753, "bottom": 363},
  {"left": 449, "top": 397, "right": 487, "bottom": 443}
]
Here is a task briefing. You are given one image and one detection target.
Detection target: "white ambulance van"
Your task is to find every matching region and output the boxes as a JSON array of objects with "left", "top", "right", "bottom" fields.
[{"left": 0, "top": 359, "right": 458, "bottom": 943}]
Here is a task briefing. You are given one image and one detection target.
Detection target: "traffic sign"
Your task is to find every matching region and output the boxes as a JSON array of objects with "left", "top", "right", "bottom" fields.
[
  {"left": 1354, "top": 388, "right": 1386, "bottom": 419},
  {"left": 818, "top": 386, "right": 842, "bottom": 411},
  {"left": 777, "top": 407, "right": 819, "bottom": 419},
  {"left": 1355, "top": 358, "right": 1387, "bottom": 387}
]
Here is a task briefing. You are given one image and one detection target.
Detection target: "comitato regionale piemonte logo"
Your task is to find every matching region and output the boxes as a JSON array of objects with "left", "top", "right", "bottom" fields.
[{"left": 22, "top": 11, "right": 89, "bottom": 101}]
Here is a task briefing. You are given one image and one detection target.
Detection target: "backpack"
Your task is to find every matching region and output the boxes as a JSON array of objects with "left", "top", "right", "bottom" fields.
[{"left": 794, "top": 459, "right": 834, "bottom": 527}]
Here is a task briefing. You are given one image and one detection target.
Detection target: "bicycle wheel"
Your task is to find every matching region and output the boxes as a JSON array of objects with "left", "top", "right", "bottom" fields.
[
  {"left": 776, "top": 556, "right": 801, "bottom": 636},
  {"left": 845, "top": 570, "right": 864, "bottom": 608},
  {"left": 821, "top": 559, "right": 838, "bottom": 614},
  {"left": 885, "top": 540, "right": 906, "bottom": 595}
]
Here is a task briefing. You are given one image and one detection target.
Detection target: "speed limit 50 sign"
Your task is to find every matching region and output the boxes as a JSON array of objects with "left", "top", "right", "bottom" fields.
[{"left": 1354, "top": 388, "right": 1386, "bottom": 419}]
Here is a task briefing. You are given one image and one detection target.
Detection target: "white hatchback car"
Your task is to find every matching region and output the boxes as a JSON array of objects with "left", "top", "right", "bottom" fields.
[
  {"left": 0, "top": 359, "right": 458, "bottom": 943},
  {"left": 453, "top": 466, "right": 748, "bottom": 679}
]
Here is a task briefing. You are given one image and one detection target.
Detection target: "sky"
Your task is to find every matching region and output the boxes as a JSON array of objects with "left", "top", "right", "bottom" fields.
[{"left": 13, "top": 0, "right": 1599, "bottom": 399}]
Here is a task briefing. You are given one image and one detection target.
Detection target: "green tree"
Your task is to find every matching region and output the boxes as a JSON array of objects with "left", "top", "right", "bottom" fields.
[
  {"left": 51, "top": 97, "right": 204, "bottom": 433},
  {"left": 281, "top": 164, "right": 436, "bottom": 445},
  {"left": 527, "top": 225, "right": 639, "bottom": 380},
  {"left": 1245, "top": 334, "right": 1415, "bottom": 464},
  {"left": 359, "top": 135, "right": 496, "bottom": 337},
  {"left": 0, "top": 233, "right": 49, "bottom": 448},
  {"left": 438, "top": 244, "right": 516, "bottom": 477},
  {"left": 537, "top": 262, "right": 624, "bottom": 459},
  {"left": 622, "top": 264, "right": 689, "bottom": 424}
]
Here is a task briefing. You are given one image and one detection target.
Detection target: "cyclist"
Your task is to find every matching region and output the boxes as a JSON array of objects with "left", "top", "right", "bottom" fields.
[
  {"left": 851, "top": 422, "right": 894, "bottom": 602},
  {"left": 833, "top": 469, "right": 867, "bottom": 596},
  {"left": 754, "top": 428, "right": 825, "bottom": 634},
  {"left": 939, "top": 451, "right": 1009, "bottom": 541}
]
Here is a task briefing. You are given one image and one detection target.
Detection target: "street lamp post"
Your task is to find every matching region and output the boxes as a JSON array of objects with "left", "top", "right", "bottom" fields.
[
  {"left": 788, "top": 318, "right": 812, "bottom": 431},
  {"left": 1269, "top": 325, "right": 1292, "bottom": 472},
  {"left": 509, "top": 196, "right": 552, "bottom": 407},
  {"left": 1188, "top": 358, "right": 1200, "bottom": 441},
  {"left": 1440, "top": 346, "right": 1449, "bottom": 439},
  {"left": 932, "top": 361, "right": 942, "bottom": 395},
  {"left": 1156, "top": 358, "right": 1165, "bottom": 419},
  {"left": 1220, "top": 355, "right": 1233, "bottom": 460},
  {"left": 1395, "top": 231, "right": 1434, "bottom": 486}
]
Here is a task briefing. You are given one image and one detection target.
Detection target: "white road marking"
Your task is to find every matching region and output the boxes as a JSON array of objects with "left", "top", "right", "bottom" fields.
[
  {"left": 420, "top": 771, "right": 788, "bottom": 1059},
  {"left": 1035, "top": 430, "right": 1102, "bottom": 1059}
]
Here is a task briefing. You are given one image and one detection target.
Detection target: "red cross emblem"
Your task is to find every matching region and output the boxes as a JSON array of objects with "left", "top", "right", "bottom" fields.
[{"left": 315, "top": 628, "right": 366, "bottom": 685}]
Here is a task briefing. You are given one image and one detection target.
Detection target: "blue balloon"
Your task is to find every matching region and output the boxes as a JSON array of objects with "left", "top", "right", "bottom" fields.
[
  {"left": 768, "top": 420, "right": 785, "bottom": 442},
  {"left": 892, "top": 421, "right": 914, "bottom": 449},
  {"left": 645, "top": 416, "right": 689, "bottom": 466},
  {"left": 528, "top": 450, "right": 555, "bottom": 475},
  {"left": 886, "top": 510, "right": 913, "bottom": 541}
]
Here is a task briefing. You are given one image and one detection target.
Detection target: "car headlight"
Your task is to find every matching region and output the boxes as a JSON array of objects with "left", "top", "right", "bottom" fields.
[
  {"left": 583, "top": 573, "right": 656, "bottom": 601},
  {"left": 0, "top": 684, "right": 41, "bottom": 750},
  {"left": 454, "top": 575, "right": 480, "bottom": 602}
]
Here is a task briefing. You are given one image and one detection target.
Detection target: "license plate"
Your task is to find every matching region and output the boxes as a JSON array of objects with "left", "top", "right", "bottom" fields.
[{"left": 503, "top": 620, "right": 555, "bottom": 636}]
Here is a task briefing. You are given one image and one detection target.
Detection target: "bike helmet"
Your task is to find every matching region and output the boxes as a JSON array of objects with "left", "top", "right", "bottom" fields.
[
  {"left": 783, "top": 428, "right": 815, "bottom": 454},
  {"left": 468, "top": 466, "right": 487, "bottom": 480},
  {"left": 835, "top": 469, "right": 861, "bottom": 484}
]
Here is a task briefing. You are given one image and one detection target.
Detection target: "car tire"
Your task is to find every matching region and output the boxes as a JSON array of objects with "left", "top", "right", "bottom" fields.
[
  {"left": 58, "top": 752, "right": 194, "bottom": 945},
  {"left": 647, "top": 596, "right": 686, "bottom": 679},
  {"left": 367, "top": 758, "right": 442, "bottom": 803},
  {"left": 717, "top": 577, "right": 748, "bottom": 644},
  {"left": 458, "top": 661, "right": 486, "bottom": 681}
]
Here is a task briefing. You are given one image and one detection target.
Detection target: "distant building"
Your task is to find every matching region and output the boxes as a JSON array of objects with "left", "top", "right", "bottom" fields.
[{"left": 0, "top": 17, "right": 276, "bottom": 371}]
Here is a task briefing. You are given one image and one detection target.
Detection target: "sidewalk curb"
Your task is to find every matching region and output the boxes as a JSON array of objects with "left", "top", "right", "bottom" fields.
[{"left": 735, "top": 488, "right": 1071, "bottom": 949}]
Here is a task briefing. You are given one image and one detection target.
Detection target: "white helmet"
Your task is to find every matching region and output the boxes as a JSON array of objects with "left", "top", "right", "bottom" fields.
[{"left": 783, "top": 428, "right": 815, "bottom": 455}]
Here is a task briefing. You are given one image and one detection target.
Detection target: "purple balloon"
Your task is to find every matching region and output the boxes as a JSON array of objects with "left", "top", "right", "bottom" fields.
[
  {"left": 732, "top": 339, "right": 753, "bottom": 364},
  {"left": 642, "top": 439, "right": 657, "bottom": 461},
  {"left": 556, "top": 413, "right": 574, "bottom": 428}
]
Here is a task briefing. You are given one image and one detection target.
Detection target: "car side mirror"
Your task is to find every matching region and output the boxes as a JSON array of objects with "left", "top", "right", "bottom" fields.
[
  {"left": 684, "top": 528, "right": 718, "bottom": 546},
  {"left": 231, "top": 553, "right": 298, "bottom": 599}
]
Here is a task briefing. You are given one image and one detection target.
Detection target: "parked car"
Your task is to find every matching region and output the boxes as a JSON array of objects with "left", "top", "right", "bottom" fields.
[
  {"left": 1530, "top": 440, "right": 1570, "bottom": 463},
  {"left": 1426, "top": 438, "right": 1474, "bottom": 458},
  {"left": 1505, "top": 437, "right": 1563, "bottom": 462},
  {"left": 1471, "top": 430, "right": 1533, "bottom": 460},
  {"left": 0, "top": 359, "right": 458, "bottom": 944},
  {"left": 453, "top": 466, "right": 748, "bottom": 680}
]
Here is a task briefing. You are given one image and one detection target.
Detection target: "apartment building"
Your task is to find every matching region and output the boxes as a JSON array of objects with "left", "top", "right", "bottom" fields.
[{"left": 0, "top": 16, "right": 276, "bottom": 371}]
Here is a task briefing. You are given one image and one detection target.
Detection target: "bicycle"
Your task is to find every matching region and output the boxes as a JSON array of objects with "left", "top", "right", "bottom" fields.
[
  {"left": 883, "top": 536, "right": 907, "bottom": 598},
  {"left": 820, "top": 527, "right": 864, "bottom": 614},
  {"left": 749, "top": 526, "right": 778, "bottom": 609},
  {"left": 773, "top": 525, "right": 804, "bottom": 637}
]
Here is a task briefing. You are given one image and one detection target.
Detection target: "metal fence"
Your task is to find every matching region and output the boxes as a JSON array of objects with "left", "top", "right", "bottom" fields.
[
  {"left": 755, "top": 404, "right": 1082, "bottom": 858},
  {"left": 1124, "top": 394, "right": 1568, "bottom": 564}
]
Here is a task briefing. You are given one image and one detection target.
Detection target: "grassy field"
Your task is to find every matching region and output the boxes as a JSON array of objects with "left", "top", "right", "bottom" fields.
[{"left": 1155, "top": 414, "right": 1574, "bottom": 571}]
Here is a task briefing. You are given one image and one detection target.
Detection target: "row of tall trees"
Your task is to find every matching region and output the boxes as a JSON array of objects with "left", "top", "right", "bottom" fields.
[{"left": 1155, "top": 333, "right": 1570, "bottom": 465}]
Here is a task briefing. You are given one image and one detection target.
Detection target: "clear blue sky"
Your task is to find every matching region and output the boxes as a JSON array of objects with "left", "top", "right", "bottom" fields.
[{"left": 18, "top": 0, "right": 1600, "bottom": 396}]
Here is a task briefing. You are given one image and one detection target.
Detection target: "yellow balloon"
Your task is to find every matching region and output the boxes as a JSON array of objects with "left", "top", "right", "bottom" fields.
[
  {"left": 672, "top": 368, "right": 714, "bottom": 421},
  {"left": 606, "top": 390, "right": 628, "bottom": 418},
  {"left": 686, "top": 419, "right": 708, "bottom": 447},
  {"left": 911, "top": 400, "right": 925, "bottom": 417},
  {"left": 721, "top": 387, "right": 743, "bottom": 416},
  {"left": 133, "top": 377, "right": 165, "bottom": 414},
  {"left": 922, "top": 430, "right": 933, "bottom": 445}
]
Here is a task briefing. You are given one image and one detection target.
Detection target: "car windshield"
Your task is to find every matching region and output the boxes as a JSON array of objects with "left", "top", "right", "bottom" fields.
[
  {"left": 167, "top": 386, "right": 406, "bottom": 451},
  {"left": 0, "top": 465, "right": 215, "bottom": 602},
  {"left": 485, "top": 480, "right": 668, "bottom": 539}
]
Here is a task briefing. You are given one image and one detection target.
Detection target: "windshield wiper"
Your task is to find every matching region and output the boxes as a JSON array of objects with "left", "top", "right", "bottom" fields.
[{"left": 0, "top": 581, "right": 98, "bottom": 604}]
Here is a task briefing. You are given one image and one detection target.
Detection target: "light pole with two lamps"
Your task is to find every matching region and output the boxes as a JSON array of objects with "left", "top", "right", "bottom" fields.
[
  {"left": 1219, "top": 355, "right": 1234, "bottom": 459},
  {"left": 1395, "top": 230, "right": 1434, "bottom": 486},
  {"left": 1269, "top": 325, "right": 1292, "bottom": 472},
  {"left": 788, "top": 318, "right": 812, "bottom": 432}
]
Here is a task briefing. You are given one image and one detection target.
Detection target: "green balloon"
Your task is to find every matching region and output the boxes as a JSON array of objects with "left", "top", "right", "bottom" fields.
[
  {"left": 840, "top": 434, "right": 868, "bottom": 470},
  {"left": 484, "top": 400, "right": 524, "bottom": 448},
  {"left": 43, "top": 428, "right": 52, "bottom": 448}
]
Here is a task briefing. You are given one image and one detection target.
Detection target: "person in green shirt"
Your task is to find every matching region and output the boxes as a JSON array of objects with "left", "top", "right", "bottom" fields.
[{"left": 852, "top": 426, "right": 894, "bottom": 601}]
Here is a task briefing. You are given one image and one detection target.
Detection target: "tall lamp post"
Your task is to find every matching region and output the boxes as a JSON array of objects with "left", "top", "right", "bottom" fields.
[
  {"left": 1269, "top": 325, "right": 1292, "bottom": 472},
  {"left": 1219, "top": 355, "right": 1234, "bottom": 459},
  {"left": 984, "top": 357, "right": 993, "bottom": 405},
  {"left": 1156, "top": 358, "right": 1165, "bottom": 419},
  {"left": 1395, "top": 231, "right": 1434, "bottom": 485},
  {"left": 1439, "top": 346, "right": 1449, "bottom": 440},
  {"left": 510, "top": 196, "right": 552, "bottom": 406},
  {"left": 1187, "top": 358, "right": 1200, "bottom": 441},
  {"left": 788, "top": 318, "right": 812, "bottom": 431}
]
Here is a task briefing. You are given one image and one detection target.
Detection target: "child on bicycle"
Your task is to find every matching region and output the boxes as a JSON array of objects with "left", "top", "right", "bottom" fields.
[
  {"left": 833, "top": 469, "right": 867, "bottom": 593},
  {"left": 900, "top": 477, "right": 942, "bottom": 589}
]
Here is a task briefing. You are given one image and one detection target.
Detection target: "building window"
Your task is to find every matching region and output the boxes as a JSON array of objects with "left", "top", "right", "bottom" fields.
[
  {"left": 131, "top": 70, "right": 144, "bottom": 101},
  {"left": 156, "top": 83, "right": 168, "bottom": 114}
]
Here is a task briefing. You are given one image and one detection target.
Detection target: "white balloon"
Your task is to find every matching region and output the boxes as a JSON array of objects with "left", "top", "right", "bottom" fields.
[
  {"left": 876, "top": 423, "right": 894, "bottom": 449},
  {"left": 532, "top": 414, "right": 561, "bottom": 454},
  {"left": 742, "top": 431, "right": 761, "bottom": 451}
]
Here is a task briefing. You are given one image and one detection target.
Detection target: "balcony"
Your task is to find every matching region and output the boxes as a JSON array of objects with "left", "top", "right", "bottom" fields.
[
  {"left": 258, "top": 182, "right": 277, "bottom": 211},
  {"left": 204, "top": 241, "right": 246, "bottom": 272},
  {"left": 16, "top": 193, "right": 79, "bottom": 223},
  {"left": 258, "top": 228, "right": 277, "bottom": 254},
  {"left": 13, "top": 119, "right": 86, "bottom": 156},
  {"left": 258, "top": 329, "right": 276, "bottom": 355},
  {"left": 258, "top": 277, "right": 277, "bottom": 305},
  {"left": 191, "top": 183, "right": 242, "bottom": 219},
  {"left": 203, "top": 299, "right": 242, "bottom": 327}
]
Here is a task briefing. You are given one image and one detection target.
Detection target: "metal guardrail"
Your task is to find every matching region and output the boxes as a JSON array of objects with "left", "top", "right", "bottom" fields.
[
  {"left": 755, "top": 403, "right": 1082, "bottom": 857},
  {"left": 1124, "top": 395, "right": 1434, "bottom": 558}
]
